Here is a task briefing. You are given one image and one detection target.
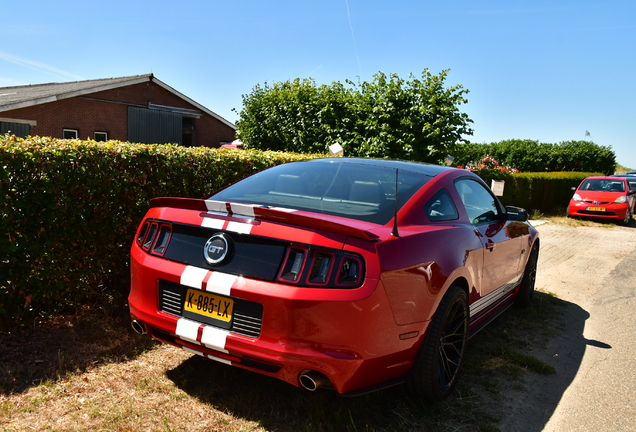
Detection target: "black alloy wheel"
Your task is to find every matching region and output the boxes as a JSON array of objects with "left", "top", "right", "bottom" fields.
[
  {"left": 515, "top": 244, "right": 539, "bottom": 308},
  {"left": 405, "top": 285, "right": 469, "bottom": 401}
]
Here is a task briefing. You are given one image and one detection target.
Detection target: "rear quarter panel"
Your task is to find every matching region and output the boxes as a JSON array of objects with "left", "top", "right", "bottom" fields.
[{"left": 376, "top": 225, "right": 483, "bottom": 325}]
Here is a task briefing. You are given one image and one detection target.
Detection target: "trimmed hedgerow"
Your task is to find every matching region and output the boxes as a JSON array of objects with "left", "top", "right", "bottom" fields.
[
  {"left": 0, "top": 135, "right": 316, "bottom": 322},
  {"left": 473, "top": 170, "right": 598, "bottom": 214},
  {"left": 454, "top": 139, "right": 616, "bottom": 175},
  {"left": 0, "top": 135, "right": 599, "bottom": 323}
]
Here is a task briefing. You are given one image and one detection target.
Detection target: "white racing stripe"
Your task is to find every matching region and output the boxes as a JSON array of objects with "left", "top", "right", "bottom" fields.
[
  {"left": 269, "top": 207, "right": 297, "bottom": 213},
  {"left": 183, "top": 346, "right": 204, "bottom": 356},
  {"left": 226, "top": 221, "right": 252, "bottom": 234},
  {"left": 229, "top": 203, "right": 257, "bottom": 218},
  {"left": 201, "top": 326, "right": 230, "bottom": 353},
  {"left": 206, "top": 272, "right": 237, "bottom": 296},
  {"left": 201, "top": 217, "right": 224, "bottom": 229},
  {"left": 176, "top": 318, "right": 231, "bottom": 358},
  {"left": 207, "top": 355, "right": 232, "bottom": 365},
  {"left": 180, "top": 266, "right": 209, "bottom": 289},
  {"left": 205, "top": 200, "right": 226, "bottom": 212},
  {"left": 176, "top": 318, "right": 201, "bottom": 344}
]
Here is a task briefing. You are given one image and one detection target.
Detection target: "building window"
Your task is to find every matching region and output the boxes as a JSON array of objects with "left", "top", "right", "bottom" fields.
[
  {"left": 94, "top": 132, "right": 108, "bottom": 142},
  {"left": 63, "top": 129, "right": 78, "bottom": 139}
]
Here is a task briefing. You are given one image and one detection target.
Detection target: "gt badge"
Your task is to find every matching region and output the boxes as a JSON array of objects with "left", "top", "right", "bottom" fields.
[{"left": 204, "top": 234, "right": 231, "bottom": 265}]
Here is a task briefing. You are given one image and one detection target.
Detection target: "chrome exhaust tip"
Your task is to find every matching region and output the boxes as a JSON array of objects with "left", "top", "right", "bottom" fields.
[
  {"left": 299, "top": 371, "right": 331, "bottom": 391},
  {"left": 131, "top": 320, "right": 147, "bottom": 334}
]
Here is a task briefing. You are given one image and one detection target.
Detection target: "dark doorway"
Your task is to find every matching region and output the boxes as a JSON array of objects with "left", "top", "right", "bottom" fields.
[{"left": 182, "top": 117, "right": 195, "bottom": 147}]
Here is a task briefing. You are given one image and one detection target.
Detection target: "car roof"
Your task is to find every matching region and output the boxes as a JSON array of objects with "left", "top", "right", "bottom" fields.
[
  {"left": 299, "top": 157, "right": 455, "bottom": 176},
  {"left": 584, "top": 176, "right": 627, "bottom": 180}
]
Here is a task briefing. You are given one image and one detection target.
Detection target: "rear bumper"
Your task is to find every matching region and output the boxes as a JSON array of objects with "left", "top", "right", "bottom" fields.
[{"left": 128, "top": 246, "right": 425, "bottom": 394}]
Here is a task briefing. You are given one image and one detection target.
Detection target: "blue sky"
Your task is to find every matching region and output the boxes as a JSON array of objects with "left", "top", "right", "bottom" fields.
[{"left": 2, "top": 0, "right": 635, "bottom": 168}]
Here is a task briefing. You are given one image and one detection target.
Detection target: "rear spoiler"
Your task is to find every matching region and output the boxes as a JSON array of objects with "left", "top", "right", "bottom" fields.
[{"left": 149, "top": 197, "right": 380, "bottom": 241}]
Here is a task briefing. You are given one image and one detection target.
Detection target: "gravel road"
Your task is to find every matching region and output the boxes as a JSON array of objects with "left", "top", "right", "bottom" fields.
[{"left": 499, "top": 221, "right": 636, "bottom": 431}]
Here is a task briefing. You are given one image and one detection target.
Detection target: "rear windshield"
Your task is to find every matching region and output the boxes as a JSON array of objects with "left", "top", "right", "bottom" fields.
[
  {"left": 209, "top": 160, "right": 432, "bottom": 224},
  {"left": 580, "top": 179, "right": 625, "bottom": 192}
]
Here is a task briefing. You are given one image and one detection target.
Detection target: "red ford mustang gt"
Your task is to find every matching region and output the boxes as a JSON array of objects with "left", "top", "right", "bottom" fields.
[{"left": 129, "top": 158, "right": 539, "bottom": 400}]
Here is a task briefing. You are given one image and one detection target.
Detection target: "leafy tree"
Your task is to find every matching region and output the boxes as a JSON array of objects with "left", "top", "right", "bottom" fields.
[{"left": 235, "top": 70, "right": 473, "bottom": 163}]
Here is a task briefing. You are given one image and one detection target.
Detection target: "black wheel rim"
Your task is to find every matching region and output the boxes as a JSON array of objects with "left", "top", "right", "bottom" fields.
[
  {"left": 527, "top": 249, "right": 538, "bottom": 291},
  {"left": 436, "top": 298, "right": 468, "bottom": 391}
]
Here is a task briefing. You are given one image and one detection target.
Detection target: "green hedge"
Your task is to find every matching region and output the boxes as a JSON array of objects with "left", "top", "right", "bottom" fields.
[
  {"left": 474, "top": 170, "right": 598, "bottom": 214},
  {"left": 0, "top": 135, "right": 315, "bottom": 322},
  {"left": 454, "top": 140, "right": 616, "bottom": 175},
  {"left": 0, "top": 135, "right": 599, "bottom": 323}
]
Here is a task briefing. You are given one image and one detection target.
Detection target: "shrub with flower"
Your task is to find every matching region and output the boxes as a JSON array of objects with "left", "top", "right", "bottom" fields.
[{"left": 464, "top": 155, "right": 519, "bottom": 173}]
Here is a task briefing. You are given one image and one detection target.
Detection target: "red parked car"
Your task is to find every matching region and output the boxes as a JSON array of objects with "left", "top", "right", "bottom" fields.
[
  {"left": 567, "top": 176, "right": 635, "bottom": 224},
  {"left": 129, "top": 158, "right": 539, "bottom": 400}
]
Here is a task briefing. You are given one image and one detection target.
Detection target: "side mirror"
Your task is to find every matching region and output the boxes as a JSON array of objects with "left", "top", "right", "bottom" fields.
[{"left": 506, "top": 206, "right": 529, "bottom": 222}]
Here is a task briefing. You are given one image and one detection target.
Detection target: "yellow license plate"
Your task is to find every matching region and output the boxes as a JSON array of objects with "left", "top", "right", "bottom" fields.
[
  {"left": 587, "top": 206, "right": 606, "bottom": 212},
  {"left": 184, "top": 289, "right": 234, "bottom": 322}
]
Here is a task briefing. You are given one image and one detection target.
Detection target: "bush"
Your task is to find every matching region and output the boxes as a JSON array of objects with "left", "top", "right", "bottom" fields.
[
  {"left": 0, "top": 135, "right": 599, "bottom": 323},
  {"left": 236, "top": 70, "right": 473, "bottom": 163},
  {"left": 473, "top": 170, "right": 598, "bottom": 214},
  {"left": 454, "top": 140, "right": 616, "bottom": 175},
  {"left": 0, "top": 135, "right": 315, "bottom": 322}
]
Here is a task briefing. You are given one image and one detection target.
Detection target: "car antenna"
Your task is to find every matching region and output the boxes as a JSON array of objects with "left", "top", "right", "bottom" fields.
[{"left": 391, "top": 168, "right": 400, "bottom": 237}]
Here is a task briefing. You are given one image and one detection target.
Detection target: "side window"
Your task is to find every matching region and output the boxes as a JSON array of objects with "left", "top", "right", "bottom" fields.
[
  {"left": 424, "top": 189, "right": 459, "bottom": 221},
  {"left": 455, "top": 178, "right": 501, "bottom": 225}
]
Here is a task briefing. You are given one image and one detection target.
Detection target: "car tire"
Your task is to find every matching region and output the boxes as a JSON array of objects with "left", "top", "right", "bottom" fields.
[
  {"left": 405, "top": 285, "right": 468, "bottom": 401},
  {"left": 515, "top": 244, "right": 539, "bottom": 308},
  {"left": 621, "top": 208, "right": 632, "bottom": 225}
]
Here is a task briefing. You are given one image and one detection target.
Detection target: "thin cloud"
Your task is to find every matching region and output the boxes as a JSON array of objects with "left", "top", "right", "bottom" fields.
[
  {"left": 0, "top": 51, "right": 84, "bottom": 82},
  {"left": 307, "top": 63, "right": 324, "bottom": 77},
  {"left": 344, "top": 0, "right": 362, "bottom": 74}
]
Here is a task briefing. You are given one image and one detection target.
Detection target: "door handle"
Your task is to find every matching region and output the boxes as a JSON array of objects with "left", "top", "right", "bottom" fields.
[{"left": 485, "top": 240, "right": 495, "bottom": 251}]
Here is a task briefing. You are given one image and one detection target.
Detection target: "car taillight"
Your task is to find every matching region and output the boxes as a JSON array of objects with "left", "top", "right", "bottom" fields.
[
  {"left": 278, "top": 246, "right": 308, "bottom": 283},
  {"left": 136, "top": 221, "right": 150, "bottom": 245},
  {"left": 307, "top": 251, "right": 335, "bottom": 285},
  {"left": 153, "top": 225, "right": 172, "bottom": 254},
  {"left": 136, "top": 220, "right": 172, "bottom": 256},
  {"left": 336, "top": 256, "right": 363, "bottom": 286},
  {"left": 276, "top": 245, "right": 365, "bottom": 288}
]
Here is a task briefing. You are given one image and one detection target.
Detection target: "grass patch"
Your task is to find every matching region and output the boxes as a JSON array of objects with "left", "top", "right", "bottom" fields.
[
  {"left": 547, "top": 215, "right": 621, "bottom": 227},
  {"left": 537, "top": 211, "right": 634, "bottom": 228},
  {"left": 501, "top": 349, "right": 556, "bottom": 375},
  {"left": 0, "top": 291, "right": 565, "bottom": 431}
]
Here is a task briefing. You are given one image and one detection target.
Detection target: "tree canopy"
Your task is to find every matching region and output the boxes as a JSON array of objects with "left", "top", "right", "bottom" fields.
[{"left": 235, "top": 69, "right": 474, "bottom": 164}]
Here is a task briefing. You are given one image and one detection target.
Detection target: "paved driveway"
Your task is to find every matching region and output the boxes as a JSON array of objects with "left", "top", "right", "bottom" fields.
[{"left": 500, "top": 222, "right": 636, "bottom": 431}]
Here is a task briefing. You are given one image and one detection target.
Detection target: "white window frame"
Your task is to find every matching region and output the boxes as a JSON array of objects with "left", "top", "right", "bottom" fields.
[
  {"left": 94, "top": 131, "right": 108, "bottom": 141},
  {"left": 63, "top": 129, "right": 78, "bottom": 139}
]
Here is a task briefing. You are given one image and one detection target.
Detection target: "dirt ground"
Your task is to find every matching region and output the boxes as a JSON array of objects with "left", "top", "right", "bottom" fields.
[{"left": 497, "top": 221, "right": 636, "bottom": 431}]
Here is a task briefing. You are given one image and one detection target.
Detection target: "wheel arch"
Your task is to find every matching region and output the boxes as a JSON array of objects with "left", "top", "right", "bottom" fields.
[{"left": 448, "top": 276, "right": 469, "bottom": 298}]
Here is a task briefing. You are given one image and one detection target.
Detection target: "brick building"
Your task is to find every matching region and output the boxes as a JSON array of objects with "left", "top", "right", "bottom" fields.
[{"left": 0, "top": 74, "right": 236, "bottom": 147}]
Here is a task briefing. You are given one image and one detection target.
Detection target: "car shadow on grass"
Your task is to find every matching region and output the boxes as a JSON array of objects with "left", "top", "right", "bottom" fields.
[
  {"left": 0, "top": 310, "right": 157, "bottom": 395},
  {"left": 165, "top": 292, "right": 596, "bottom": 432},
  {"left": 468, "top": 295, "right": 596, "bottom": 432}
]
